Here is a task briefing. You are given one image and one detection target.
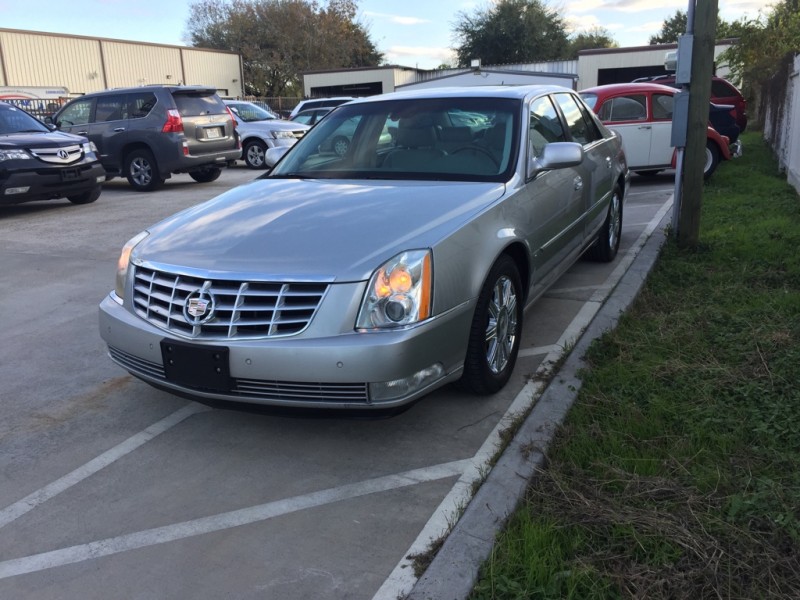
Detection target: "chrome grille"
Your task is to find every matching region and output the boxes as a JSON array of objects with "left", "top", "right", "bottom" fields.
[
  {"left": 29, "top": 144, "right": 83, "bottom": 164},
  {"left": 108, "top": 346, "right": 165, "bottom": 380},
  {"left": 233, "top": 379, "right": 369, "bottom": 403},
  {"left": 133, "top": 266, "right": 328, "bottom": 340},
  {"left": 107, "top": 345, "right": 369, "bottom": 404}
]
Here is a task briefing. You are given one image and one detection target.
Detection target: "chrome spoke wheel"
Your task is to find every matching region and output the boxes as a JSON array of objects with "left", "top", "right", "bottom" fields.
[
  {"left": 485, "top": 275, "right": 518, "bottom": 374},
  {"left": 608, "top": 191, "right": 621, "bottom": 250},
  {"left": 131, "top": 157, "right": 152, "bottom": 186}
]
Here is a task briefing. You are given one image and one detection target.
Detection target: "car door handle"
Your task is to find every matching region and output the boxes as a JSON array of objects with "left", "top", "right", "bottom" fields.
[
  {"left": 573, "top": 176, "right": 583, "bottom": 191},
  {"left": 113, "top": 127, "right": 126, "bottom": 132},
  {"left": 77, "top": 131, "right": 88, "bottom": 135},
  {"left": 638, "top": 125, "right": 652, "bottom": 130}
]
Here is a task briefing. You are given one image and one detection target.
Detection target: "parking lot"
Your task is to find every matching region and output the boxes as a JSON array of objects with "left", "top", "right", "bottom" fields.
[{"left": 0, "top": 166, "right": 674, "bottom": 599}]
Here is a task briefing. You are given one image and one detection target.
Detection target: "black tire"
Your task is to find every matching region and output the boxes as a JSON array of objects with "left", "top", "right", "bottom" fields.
[
  {"left": 586, "top": 185, "right": 623, "bottom": 262},
  {"left": 189, "top": 167, "right": 222, "bottom": 183},
  {"left": 704, "top": 141, "right": 720, "bottom": 180},
  {"left": 124, "top": 149, "right": 163, "bottom": 192},
  {"left": 67, "top": 185, "right": 101, "bottom": 205},
  {"left": 332, "top": 136, "right": 350, "bottom": 157},
  {"left": 459, "top": 255, "right": 523, "bottom": 395},
  {"left": 634, "top": 169, "right": 662, "bottom": 177},
  {"left": 243, "top": 139, "right": 268, "bottom": 169}
]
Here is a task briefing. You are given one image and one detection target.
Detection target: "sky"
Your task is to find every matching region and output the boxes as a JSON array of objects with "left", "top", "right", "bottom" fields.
[{"left": 0, "top": 0, "right": 770, "bottom": 70}]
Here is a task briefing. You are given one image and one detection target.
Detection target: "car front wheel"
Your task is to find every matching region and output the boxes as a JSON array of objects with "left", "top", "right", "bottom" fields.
[
  {"left": 67, "top": 185, "right": 102, "bottom": 205},
  {"left": 189, "top": 167, "right": 222, "bottom": 183},
  {"left": 243, "top": 139, "right": 268, "bottom": 169},
  {"left": 459, "top": 255, "right": 523, "bottom": 395},
  {"left": 124, "top": 149, "right": 163, "bottom": 192}
]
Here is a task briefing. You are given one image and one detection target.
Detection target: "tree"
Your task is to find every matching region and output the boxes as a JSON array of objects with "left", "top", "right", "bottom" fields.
[
  {"left": 452, "top": 0, "right": 570, "bottom": 67},
  {"left": 186, "top": 0, "right": 383, "bottom": 97},
  {"left": 721, "top": 0, "right": 800, "bottom": 88},
  {"left": 568, "top": 27, "right": 618, "bottom": 58},
  {"left": 649, "top": 9, "right": 743, "bottom": 44}
]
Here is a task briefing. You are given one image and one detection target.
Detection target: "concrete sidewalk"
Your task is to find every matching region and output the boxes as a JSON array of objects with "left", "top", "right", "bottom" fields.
[{"left": 405, "top": 199, "right": 674, "bottom": 600}]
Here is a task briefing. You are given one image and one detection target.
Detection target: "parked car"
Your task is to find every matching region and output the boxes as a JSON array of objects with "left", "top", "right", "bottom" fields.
[
  {"left": 0, "top": 101, "right": 105, "bottom": 205},
  {"left": 288, "top": 97, "right": 354, "bottom": 120},
  {"left": 224, "top": 100, "right": 309, "bottom": 169},
  {"left": 632, "top": 75, "right": 748, "bottom": 132},
  {"left": 580, "top": 82, "right": 733, "bottom": 179},
  {"left": 100, "top": 86, "right": 629, "bottom": 411},
  {"left": 290, "top": 107, "right": 332, "bottom": 127},
  {"left": 50, "top": 86, "right": 240, "bottom": 191}
]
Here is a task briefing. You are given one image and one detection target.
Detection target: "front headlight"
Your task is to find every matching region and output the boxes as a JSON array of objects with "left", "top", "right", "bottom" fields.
[
  {"left": 115, "top": 231, "right": 149, "bottom": 300},
  {"left": 0, "top": 149, "right": 31, "bottom": 161},
  {"left": 356, "top": 250, "right": 432, "bottom": 329},
  {"left": 82, "top": 141, "right": 98, "bottom": 154},
  {"left": 271, "top": 130, "right": 295, "bottom": 140}
]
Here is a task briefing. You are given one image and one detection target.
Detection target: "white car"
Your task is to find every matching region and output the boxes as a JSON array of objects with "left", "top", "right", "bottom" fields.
[{"left": 224, "top": 100, "right": 309, "bottom": 169}]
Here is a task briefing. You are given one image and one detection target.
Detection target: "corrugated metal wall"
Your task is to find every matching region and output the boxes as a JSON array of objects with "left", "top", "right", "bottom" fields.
[
  {"left": 0, "top": 30, "right": 104, "bottom": 94},
  {"left": 0, "top": 29, "right": 242, "bottom": 97},
  {"left": 102, "top": 41, "right": 183, "bottom": 89},
  {"left": 181, "top": 49, "right": 242, "bottom": 96}
]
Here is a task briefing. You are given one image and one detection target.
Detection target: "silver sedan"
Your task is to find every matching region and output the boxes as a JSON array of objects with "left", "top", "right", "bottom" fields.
[{"left": 99, "top": 86, "right": 628, "bottom": 410}]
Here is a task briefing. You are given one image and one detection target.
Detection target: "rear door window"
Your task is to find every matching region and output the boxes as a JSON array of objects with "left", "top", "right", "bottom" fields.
[
  {"left": 94, "top": 94, "right": 127, "bottom": 122},
  {"left": 173, "top": 92, "right": 226, "bottom": 116},
  {"left": 598, "top": 95, "right": 647, "bottom": 122}
]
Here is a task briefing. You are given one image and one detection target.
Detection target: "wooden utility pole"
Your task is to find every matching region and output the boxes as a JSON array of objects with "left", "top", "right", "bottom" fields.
[{"left": 677, "top": 0, "right": 718, "bottom": 248}]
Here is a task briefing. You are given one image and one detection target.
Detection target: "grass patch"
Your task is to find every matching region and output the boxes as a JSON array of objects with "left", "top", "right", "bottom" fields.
[{"left": 471, "top": 132, "right": 800, "bottom": 599}]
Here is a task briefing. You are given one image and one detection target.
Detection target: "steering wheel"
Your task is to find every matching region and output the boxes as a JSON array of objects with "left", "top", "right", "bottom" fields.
[{"left": 450, "top": 145, "right": 500, "bottom": 168}]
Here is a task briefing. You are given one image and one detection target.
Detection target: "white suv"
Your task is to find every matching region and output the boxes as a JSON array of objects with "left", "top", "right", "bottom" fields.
[{"left": 224, "top": 100, "right": 309, "bottom": 169}]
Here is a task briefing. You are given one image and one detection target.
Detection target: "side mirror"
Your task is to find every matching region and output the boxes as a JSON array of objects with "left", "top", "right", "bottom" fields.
[
  {"left": 528, "top": 142, "right": 584, "bottom": 178},
  {"left": 265, "top": 146, "right": 289, "bottom": 168}
]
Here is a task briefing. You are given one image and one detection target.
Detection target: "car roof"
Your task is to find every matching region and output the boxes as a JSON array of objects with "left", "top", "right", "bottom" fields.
[
  {"left": 579, "top": 82, "right": 678, "bottom": 96},
  {"left": 344, "top": 85, "right": 576, "bottom": 106},
  {"left": 82, "top": 85, "right": 218, "bottom": 96}
]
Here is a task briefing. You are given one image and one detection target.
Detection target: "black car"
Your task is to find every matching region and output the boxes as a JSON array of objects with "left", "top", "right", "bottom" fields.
[
  {"left": 51, "top": 86, "right": 241, "bottom": 192},
  {"left": 0, "top": 102, "right": 105, "bottom": 206}
]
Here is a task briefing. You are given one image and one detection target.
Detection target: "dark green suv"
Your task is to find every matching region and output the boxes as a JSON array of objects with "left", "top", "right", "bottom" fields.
[{"left": 51, "top": 86, "right": 241, "bottom": 191}]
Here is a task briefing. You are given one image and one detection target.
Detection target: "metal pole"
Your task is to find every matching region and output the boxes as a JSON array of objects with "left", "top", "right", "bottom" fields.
[{"left": 671, "top": 0, "right": 697, "bottom": 235}]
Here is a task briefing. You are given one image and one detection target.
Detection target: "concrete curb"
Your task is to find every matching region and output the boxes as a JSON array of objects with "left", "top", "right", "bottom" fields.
[{"left": 406, "top": 206, "right": 673, "bottom": 600}]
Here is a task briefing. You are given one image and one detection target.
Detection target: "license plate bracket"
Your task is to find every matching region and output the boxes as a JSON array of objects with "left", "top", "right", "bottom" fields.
[
  {"left": 161, "top": 340, "right": 231, "bottom": 392},
  {"left": 60, "top": 168, "right": 80, "bottom": 181}
]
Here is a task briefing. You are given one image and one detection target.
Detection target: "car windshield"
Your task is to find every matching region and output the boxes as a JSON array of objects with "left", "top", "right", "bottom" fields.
[
  {"left": 229, "top": 102, "right": 277, "bottom": 122},
  {"left": 0, "top": 104, "right": 49, "bottom": 134},
  {"left": 270, "top": 97, "right": 520, "bottom": 182}
]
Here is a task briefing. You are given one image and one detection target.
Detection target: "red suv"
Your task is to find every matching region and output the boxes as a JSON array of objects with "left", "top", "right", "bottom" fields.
[{"left": 632, "top": 75, "right": 747, "bottom": 132}]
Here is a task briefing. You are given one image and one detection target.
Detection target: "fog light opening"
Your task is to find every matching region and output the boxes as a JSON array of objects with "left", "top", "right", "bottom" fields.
[
  {"left": 369, "top": 363, "right": 445, "bottom": 402},
  {"left": 5, "top": 186, "right": 30, "bottom": 195}
]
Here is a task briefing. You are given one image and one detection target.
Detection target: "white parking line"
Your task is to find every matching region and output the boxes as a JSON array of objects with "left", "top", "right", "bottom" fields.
[
  {"left": 517, "top": 344, "right": 560, "bottom": 358},
  {"left": 373, "top": 195, "right": 674, "bottom": 600},
  {"left": 0, "top": 459, "right": 470, "bottom": 580},
  {"left": 0, "top": 404, "right": 208, "bottom": 530}
]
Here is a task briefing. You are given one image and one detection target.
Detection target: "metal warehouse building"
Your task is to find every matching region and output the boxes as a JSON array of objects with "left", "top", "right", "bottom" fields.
[{"left": 0, "top": 28, "right": 244, "bottom": 98}]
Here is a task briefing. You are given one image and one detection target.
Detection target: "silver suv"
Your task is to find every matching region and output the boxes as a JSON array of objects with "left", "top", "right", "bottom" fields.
[
  {"left": 224, "top": 100, "right": 308, "bottom": 169},
  {"left": 51, "top": 86, "right": 241, "bottom": 191}
]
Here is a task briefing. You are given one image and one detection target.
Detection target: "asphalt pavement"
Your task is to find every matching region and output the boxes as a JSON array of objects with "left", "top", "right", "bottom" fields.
[{"left": 0, "top": 166, "right": 674, "bottom": 599}]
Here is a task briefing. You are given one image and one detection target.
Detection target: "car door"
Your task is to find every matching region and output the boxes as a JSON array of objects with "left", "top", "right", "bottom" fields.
[
  {"left": 597, "top": 93, "right": 651, "bottom": 169},
  {"left": 649, "top": 92, "right": 675, "bottom": 167},
  {"left": 552, "top": 92, "right": 615, "bottom": 241},
  {"left": 522, "top": 94, "right": 583, "bottom": 284}
]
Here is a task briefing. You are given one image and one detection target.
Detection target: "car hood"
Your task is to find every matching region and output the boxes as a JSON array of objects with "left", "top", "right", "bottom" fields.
[
  {"left": 238, "top": 119, "right": 309, "bottom": 133},
  {"left": 136, "top": 178, "right": 505, "bottom": 281},
  {"left": 0, "top": 130, "right": 87, "bottom": 148}
]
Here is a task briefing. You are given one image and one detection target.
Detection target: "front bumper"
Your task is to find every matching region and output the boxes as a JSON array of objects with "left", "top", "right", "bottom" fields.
[
  {"left": 99, "top": 293, "right": 473, "bottom": 409},
  {"left": 0, "top": 162, "right": 106, "bottom": 205}
]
